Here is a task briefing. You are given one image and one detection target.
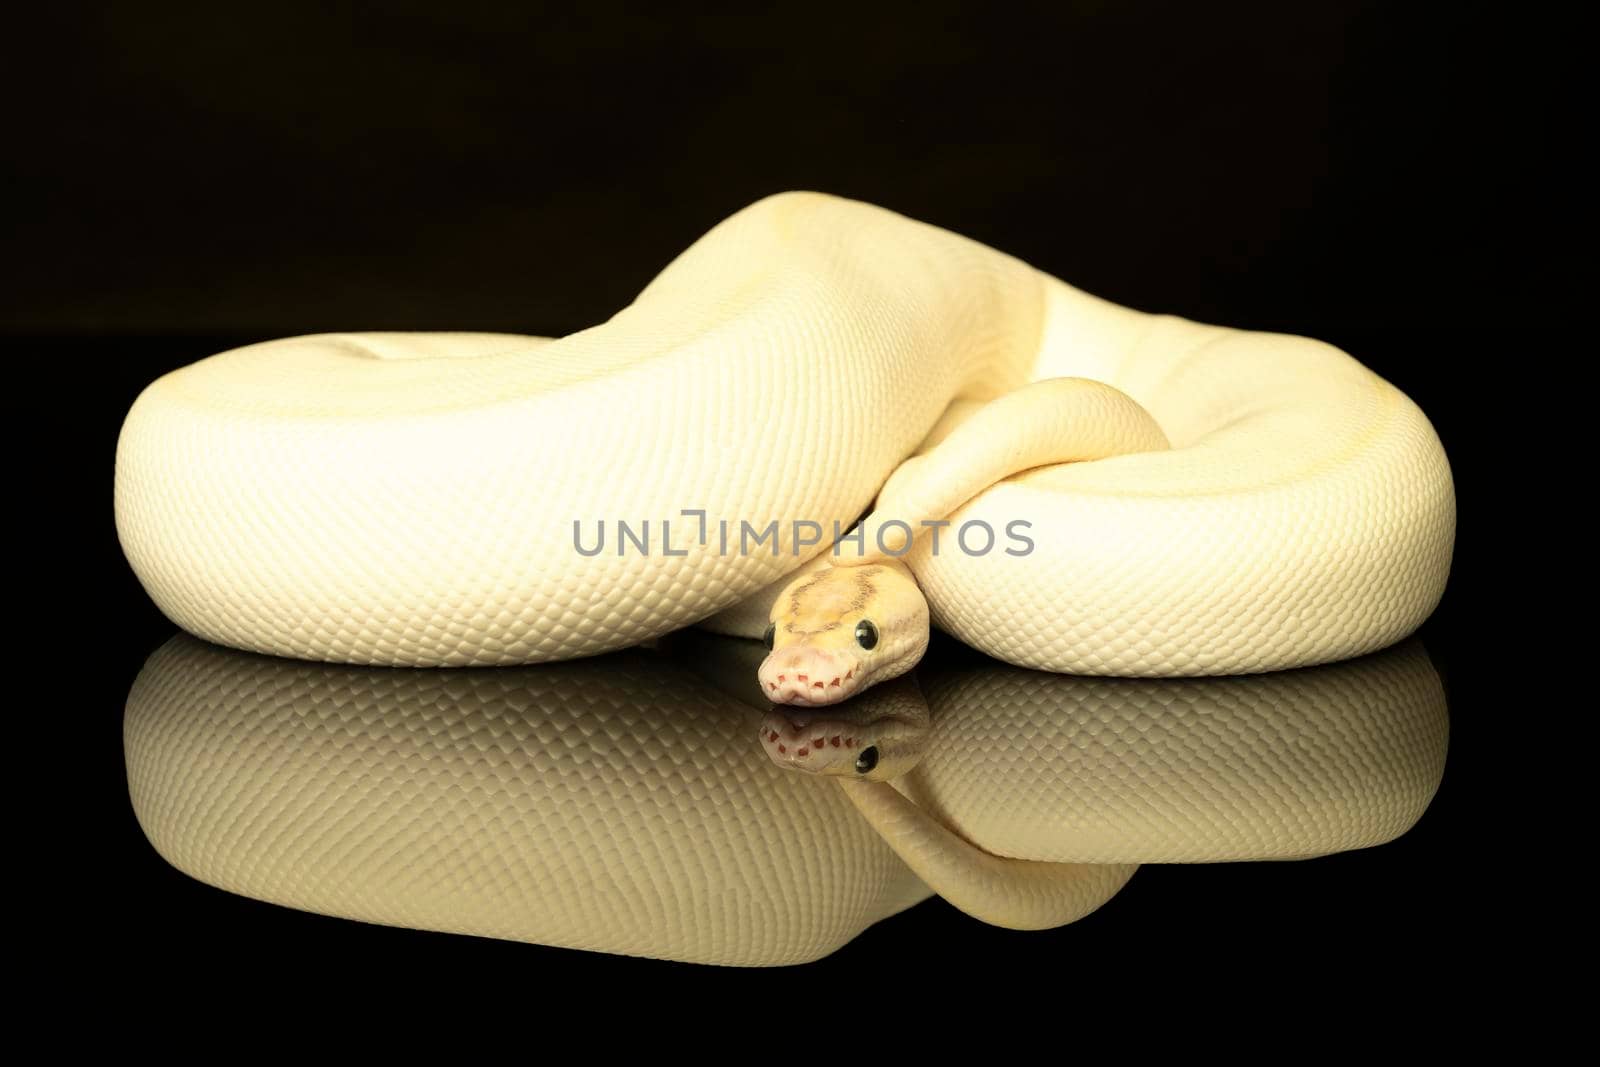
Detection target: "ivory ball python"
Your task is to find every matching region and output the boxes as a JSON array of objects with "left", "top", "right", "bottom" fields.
[
  {"left": 125, "top": 634, "right": 1446, "bottom": 964},
  {"left": 114, "top": 191, "right": 1455, "bottom": 682},
  {"left": 114, "top": 191, "right": 1454, "bottom": 944}
]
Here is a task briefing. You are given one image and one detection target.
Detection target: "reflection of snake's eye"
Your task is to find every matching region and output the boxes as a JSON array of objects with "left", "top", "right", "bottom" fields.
[
  {"left": 855, "top": 746, "right": 879, "bottom": 774},
  {"left": 854, "top": 620, "right": 878, "bottom": 650},
  {"left": 762, "top": 623, "right": 776, "bottom": 650}
]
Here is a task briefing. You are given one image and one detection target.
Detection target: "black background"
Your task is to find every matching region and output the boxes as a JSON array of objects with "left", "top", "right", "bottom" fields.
[{"left": 15, "top": 1, "right": 1536, "bottom": 1006}]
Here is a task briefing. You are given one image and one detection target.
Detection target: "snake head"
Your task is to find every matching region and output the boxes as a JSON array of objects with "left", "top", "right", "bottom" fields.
[{"left": 758, "top": 560, "right": 928, "bottom": 707}]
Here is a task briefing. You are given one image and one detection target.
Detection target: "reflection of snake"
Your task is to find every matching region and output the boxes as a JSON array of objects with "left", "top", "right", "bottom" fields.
[
  {"left": 115, "top": 192, "right": 1454, "bottom": 675},
  {"left": 126, "top": 636, "right": 1447, "bottom": 963}
]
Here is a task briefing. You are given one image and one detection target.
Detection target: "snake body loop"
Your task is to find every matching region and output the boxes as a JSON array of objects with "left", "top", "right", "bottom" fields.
[{"left": 114, "top": 192, "right": 1454, "bottom": 675}]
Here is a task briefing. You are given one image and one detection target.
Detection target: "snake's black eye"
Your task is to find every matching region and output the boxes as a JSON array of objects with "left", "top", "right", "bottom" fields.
[
  {"left": 762, "top": 623, "right": 776, "bottom": 650},
  {"left": 854, "top": 620, "right": 878, "bottom": 650},
  {"left": 855, "top": 746, "right": 879, "bottom": 774}
]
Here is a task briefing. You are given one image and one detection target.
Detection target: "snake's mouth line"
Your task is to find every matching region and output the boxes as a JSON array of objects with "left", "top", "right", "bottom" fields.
[
  {"left": 765, "top": 667, "right": 855, "bottom": 703},
  {"left": 759, "top": 642, "right": 868, "bottom": 707}
]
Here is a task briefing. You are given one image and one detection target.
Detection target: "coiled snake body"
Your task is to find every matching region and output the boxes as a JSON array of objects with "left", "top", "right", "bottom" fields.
[
  {"left": 115, "top": 192, "right": 1455, "bottom": 947},
  {"left": 114, "top": 191, "right": 1455, "bottom": 676}
]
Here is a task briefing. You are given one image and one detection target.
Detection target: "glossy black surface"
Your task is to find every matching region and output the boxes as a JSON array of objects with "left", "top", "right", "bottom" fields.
[{"left": 16, "top": 0, "right": 1527, "bottom": 1009}]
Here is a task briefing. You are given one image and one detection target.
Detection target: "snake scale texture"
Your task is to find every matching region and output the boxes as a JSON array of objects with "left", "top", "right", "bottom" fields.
[{"left": 114, "top": 191, "right": 1455, "bottom": 958}]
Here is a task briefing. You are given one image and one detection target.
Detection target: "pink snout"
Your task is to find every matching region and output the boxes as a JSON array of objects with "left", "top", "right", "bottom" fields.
[{"left": 759, "top": 645, "right": 861, "bottom": 706}]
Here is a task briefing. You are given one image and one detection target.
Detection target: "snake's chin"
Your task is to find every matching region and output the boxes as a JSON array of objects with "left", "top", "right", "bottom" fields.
[{"left": 766, "top": 685, "right": 859, "bottom": 708}]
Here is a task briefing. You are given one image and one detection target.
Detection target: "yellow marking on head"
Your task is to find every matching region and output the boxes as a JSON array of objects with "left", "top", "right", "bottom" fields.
[{"left": 781, "top": 566, "right": 885, "bottom": 637}]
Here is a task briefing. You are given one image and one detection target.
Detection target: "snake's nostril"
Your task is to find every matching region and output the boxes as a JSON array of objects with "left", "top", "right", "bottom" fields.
[
  {"left": 777, "top": 675, "right": 785, "bottom": 682},
  {"left": 798, "top": 747, "right": 809, "bottom": 757},
  {"left": 797, "top": 674, "right": 808, "bottom": 683},
  {"left": 830, "top": 677, "right": 840, "bottom": 686}
]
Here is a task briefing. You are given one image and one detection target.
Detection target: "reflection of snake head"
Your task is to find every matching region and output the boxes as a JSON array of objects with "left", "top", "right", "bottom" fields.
[
  {"left": 757, "top": 674, "right": 932, "bottom": 781},
  {"left": 758, "top": 559, "right": 929, "bottom": 707}
]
